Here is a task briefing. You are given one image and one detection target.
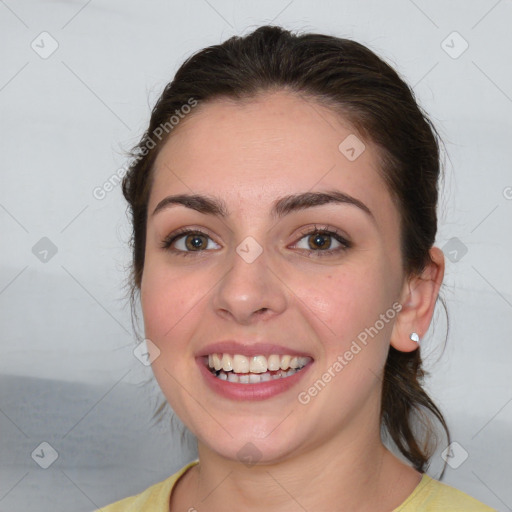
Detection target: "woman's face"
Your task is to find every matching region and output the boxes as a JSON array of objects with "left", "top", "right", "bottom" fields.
[{"left": 141, "top": 91, "right": 406, "bottom": 463}]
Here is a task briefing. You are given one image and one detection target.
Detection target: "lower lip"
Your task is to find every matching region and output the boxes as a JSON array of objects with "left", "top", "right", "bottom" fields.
[{"left": 197, "top": 359, "right": 313, "bottom": 401}]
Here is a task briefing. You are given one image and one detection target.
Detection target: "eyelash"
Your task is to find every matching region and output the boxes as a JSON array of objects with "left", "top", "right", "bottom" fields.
[{"left": 160, "top": 225, "right": 351, "bottom": 259}]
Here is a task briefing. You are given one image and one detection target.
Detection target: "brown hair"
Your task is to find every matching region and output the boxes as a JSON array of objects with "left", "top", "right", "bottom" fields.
[{"left": 122, "top": 25, "right": 450, "bottom": 475}]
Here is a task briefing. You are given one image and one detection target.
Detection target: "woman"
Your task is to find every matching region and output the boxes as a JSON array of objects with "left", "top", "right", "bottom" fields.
[{"left": 99, "top": 25, "right": 495, "bottom": 511}]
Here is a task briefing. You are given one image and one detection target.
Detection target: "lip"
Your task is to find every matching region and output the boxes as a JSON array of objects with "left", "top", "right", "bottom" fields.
[
  {"left": 196, "top": 341, "right": 313, "bottom": 359},
  {"left": 196, "top": 357, "right": 313, "bottom": 401}
]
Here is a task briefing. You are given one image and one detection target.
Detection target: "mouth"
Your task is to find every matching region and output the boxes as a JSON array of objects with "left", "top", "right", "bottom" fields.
[{"left": 205, "top": 353, "right": 313, "bottom": 384}]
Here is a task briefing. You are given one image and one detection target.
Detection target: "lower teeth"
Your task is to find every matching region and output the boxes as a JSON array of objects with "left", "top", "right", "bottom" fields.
[{"left": 211, "top": 367, "right": 302, "bottom": 384}]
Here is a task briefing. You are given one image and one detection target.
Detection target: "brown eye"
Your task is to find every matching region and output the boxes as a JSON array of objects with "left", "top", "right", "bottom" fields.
[
  {"left": 308, "top": 232, "right": 333, "bottom": 250},
  {"left": 183, "top": 233, "right": 208, "bottom": 251},
  {"left": 161, "top": 229, "right": 221, "bottom": 253},
  {"left": 293, "top": 227, "right": 351, "bottom": 258}
]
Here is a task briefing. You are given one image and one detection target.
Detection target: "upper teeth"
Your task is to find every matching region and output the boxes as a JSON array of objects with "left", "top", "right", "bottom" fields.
[{"left": 208, "top": 354, "right": 311, "bottom": 373}]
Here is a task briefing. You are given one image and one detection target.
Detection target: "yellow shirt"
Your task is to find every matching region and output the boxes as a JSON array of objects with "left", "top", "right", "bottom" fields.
[{"left": 96, "top": 460, "right": 496, "bottom": 511}]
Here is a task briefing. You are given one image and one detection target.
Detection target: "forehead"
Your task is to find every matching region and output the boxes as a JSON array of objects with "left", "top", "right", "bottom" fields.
[{"left": 150, "top": 91, "right": 397, "bottom": 227}]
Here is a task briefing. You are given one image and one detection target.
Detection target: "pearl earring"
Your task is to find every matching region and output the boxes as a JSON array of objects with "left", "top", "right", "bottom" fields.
[{"left": 410, "top": 332, "right": 420, "bottom": 344}]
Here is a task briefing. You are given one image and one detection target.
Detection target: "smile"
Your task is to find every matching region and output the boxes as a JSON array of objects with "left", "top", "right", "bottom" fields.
[{"left": 207, "top": 353, "right": 312, "bottom": 384}]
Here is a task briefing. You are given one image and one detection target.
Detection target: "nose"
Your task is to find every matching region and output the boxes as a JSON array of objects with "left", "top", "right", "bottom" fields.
[{"left": 211, "top": 244, "right": 288, "bottom": 325}]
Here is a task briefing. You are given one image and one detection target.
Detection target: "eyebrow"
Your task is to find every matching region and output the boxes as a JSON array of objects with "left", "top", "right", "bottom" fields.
[{"left": 151, "top": 190, "right": 374, "bottom": 221}]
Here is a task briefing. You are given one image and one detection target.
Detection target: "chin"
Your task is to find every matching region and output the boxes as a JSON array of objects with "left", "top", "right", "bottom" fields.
[{"left": 190, "top": 414, "right": 308, "bottom": 466}]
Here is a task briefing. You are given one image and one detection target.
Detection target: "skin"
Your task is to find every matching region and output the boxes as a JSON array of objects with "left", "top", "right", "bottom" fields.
[{"left": 140, "top": 90, "right": 445, "bottom": 511}]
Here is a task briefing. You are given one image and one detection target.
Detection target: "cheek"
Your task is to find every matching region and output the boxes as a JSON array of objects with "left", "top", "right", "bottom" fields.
[
  {"left": 303, "top": 268, "right": 381, "bottom": 328},
  {"left": 140, "top": 260, "right": 203, "bottom": 349},
  {"left": 140, "top": 263, "right": 206, "bottom": 414},
  {"left": 296, "top": 268, "right": 396, "bottom": 416}
]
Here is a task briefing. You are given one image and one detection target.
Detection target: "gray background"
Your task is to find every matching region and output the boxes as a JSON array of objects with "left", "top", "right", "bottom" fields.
[{"left": 1, "top": 1, "right": 511, "bottom": 510}]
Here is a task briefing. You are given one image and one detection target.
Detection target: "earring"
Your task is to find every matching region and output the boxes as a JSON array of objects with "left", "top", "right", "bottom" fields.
[{"left": 410, "top": 332, "right": 420, "bottom": 344}]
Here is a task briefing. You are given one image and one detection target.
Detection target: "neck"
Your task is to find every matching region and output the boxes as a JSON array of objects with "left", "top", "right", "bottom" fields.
[{"left": 182, "top": 422, "right": 420, "bottom": 511}]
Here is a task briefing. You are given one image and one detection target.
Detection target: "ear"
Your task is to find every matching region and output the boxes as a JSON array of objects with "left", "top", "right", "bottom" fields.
[{"left": 390, "top": 247, "right": 445, "bottom": 352}]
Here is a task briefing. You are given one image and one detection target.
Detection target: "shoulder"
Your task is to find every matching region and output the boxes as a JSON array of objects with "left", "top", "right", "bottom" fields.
[
  {"left": 95, "top": 460, "right": 199, "bottom": 512},
  {"left": 394, "top": 473, "right": 496, "bottom": 511}
]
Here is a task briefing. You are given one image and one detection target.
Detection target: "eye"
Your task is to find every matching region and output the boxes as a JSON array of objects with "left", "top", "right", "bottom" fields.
[
  {"left": 161, "top": 228, "right": 221, "bottom": 254},
  {"left": 292, "top": 225, "right": 351, "bottom": 257},
  {"left": 161, "top": 225, "right": 351, "bottom": 258}
]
